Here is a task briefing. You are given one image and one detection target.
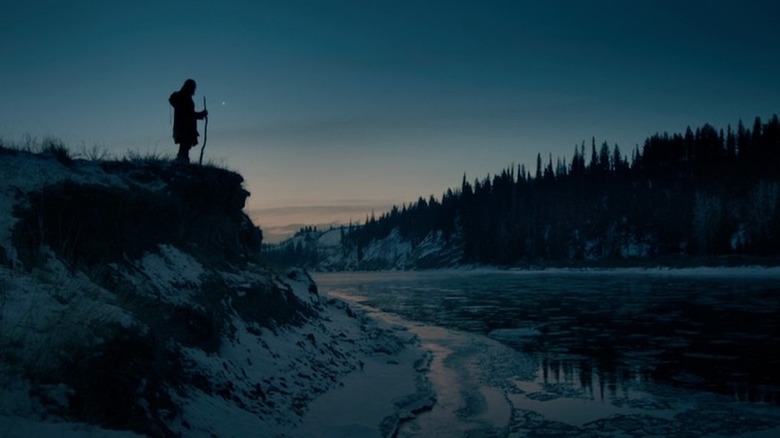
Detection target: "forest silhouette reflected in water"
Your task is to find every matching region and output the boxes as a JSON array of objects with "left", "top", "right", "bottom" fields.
[
  {"left": 316, "top": 270, "right": 780, "bottom": 406},
  {"left": 536, "top": 354, "right": 778, "bottom": 406}
]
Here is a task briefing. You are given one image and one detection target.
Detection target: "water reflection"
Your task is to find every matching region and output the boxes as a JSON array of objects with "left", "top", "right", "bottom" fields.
[
  {"left": 315, "top": 270, "right": 780, "bottom": 405},
  {"left": 538, "top": 356, "right": 655, "bottom": 402}
]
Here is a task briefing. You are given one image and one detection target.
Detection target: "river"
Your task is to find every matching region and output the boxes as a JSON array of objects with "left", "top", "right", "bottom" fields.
[{"left": 314, "top": 268, "right": 780, "bottom": 437}]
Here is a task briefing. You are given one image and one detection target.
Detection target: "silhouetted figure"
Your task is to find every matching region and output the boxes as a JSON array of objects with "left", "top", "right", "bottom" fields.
[{"left": 169, "top": 79, "right": 208, "bottom": 163}]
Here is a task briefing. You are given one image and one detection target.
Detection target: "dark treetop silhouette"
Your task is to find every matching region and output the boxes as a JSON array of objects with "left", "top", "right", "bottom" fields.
[{"left": 169, "top": 78, "right": 208, "bottom": 163}]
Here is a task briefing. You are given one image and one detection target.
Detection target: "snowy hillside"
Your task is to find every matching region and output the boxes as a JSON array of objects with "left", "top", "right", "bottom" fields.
[
  {"left": 0, "top": 149, "right": 433, "bottom": 437},
  {"left": 268, "top": 227, "right": 465, "bottom": 271}
]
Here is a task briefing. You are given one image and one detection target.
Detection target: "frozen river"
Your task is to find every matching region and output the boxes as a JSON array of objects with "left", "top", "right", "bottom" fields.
[{"left": 314, "top": 269, "right": 780, "bottom": 437}]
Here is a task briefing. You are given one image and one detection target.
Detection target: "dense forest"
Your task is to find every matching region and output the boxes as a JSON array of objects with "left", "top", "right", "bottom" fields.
[{"left": 271, "top": 115, "right": 780, "bottom": 267}]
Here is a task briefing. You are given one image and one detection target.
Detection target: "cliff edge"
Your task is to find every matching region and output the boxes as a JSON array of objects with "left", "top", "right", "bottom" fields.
[{"left": 0, "top": 149, "right": 432, "bottom": 437}]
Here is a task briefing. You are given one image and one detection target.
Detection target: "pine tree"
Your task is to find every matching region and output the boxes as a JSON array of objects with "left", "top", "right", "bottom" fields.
[
  {"left": 535, "top": 153, "right": 543, "bottom": 181},
  {"left": 589, "top": 137, "right": 598, "bottom": 172},
  {"left": 312, "top": 114, "right": 780, "bottom": 268},
  {"left": 726, "top": 125, "right": 737, "bottom": 161},
  {"left": 612, "top": 144, "right": 623, "bottom": 172},
  {"left": 599, "top": 141, "right": 611, "bottom": 173}
]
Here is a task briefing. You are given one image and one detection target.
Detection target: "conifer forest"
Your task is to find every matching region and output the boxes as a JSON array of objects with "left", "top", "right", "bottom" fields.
[{"left": 278, "top": 115, "right": 780, "bottom": 267}]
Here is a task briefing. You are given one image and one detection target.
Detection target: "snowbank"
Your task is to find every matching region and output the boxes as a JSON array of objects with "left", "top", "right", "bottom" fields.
[{"left": 0, "top": 150, "right": 432, "bottom": 437}]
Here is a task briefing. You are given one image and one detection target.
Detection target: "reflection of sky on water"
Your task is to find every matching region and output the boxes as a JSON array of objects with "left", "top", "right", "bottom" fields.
[{"left": 315, "top": 270, "right": 780, "bottom": 405}]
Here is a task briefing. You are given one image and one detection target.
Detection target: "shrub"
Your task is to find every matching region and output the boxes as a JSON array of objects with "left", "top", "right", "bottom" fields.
[
  {"left": 78, "top": 143, "right": 112, "bottom": 161},
  {"left": 123, "top": 149, "right": 169, "bottom": 163},
  {"left": 40, "top": 137, "right": 73, "bottom": 166},
  {"left": 12, "top": 183, "right": 182, "bottom": 270},
  {"left": 62, "top": 325, "right": 182, "bottom": 437},
  {"left": 0, "top": 138, "right": 14, "bottom": 155}
]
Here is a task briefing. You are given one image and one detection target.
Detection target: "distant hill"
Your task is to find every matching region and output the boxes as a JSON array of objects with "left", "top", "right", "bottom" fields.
[
  {"left": 266, "top": 226, "right": 464, "bottom": 271},
  {"left": 266, "top": 115, "right": 780, "bottom": 270}
]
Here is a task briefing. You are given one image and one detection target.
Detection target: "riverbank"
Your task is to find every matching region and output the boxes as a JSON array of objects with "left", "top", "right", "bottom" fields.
[
  {"left": 500, "top": 264, "right": 780, "bottom": 279},
  {"left": 290, "top": 308, "right": 435, "bottom": 438},
  {"left": 316, "top": 270, "right": 780, "bottom": 437},
  {"left": 348, "top": 304, "right": 780, "bottom": 438},
  {"left": 499, "top": 253, "right": 780, "bottom": 271}
]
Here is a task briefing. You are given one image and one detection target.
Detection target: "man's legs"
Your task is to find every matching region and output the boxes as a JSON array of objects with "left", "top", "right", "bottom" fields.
[{"left": 176, "top": 143, "right": 193, "bottom": 163}]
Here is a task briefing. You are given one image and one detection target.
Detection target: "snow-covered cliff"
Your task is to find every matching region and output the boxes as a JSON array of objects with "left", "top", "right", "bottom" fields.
[{"left": 0, "top": 149, "right": 432, "bottom": 437}]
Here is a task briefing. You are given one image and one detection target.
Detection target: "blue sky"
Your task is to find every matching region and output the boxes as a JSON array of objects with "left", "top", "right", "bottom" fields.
[{"left": 2, "top": 1, "right": 779, "bottom": 241}]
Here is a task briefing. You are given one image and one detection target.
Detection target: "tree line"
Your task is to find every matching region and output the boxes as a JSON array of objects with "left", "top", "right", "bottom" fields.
[
  {"left": 344, "top": 115, "right": 780, "bottom": 265},
  {"left": 267, "top": 115, "right": 780, "bottom": 267}
]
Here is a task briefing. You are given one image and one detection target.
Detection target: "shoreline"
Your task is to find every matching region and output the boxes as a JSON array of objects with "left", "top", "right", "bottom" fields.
[
  {"left": 290, "top": 301, "right": 436, "bottom": 438},
  {"left": 314, "top": 264, "right": 780, "bottom": 280},
  {"left": 305, "top": 252, "right": 780, "bottom": 275},
  {"left": 317, "top": 274, "right": 780, "bottom": 438},
  {"left": 320, "top": 304, "right": 780, "bottom": 438}
]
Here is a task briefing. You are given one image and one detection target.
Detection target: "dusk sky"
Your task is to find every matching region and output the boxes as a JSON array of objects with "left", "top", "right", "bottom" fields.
[{"left": 2, "top": 1, "right": 779, "bottom": 241}]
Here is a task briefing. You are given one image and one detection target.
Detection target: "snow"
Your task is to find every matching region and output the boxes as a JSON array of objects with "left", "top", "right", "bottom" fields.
[
  {"left": 308, "top": 227, "right": 463, "bottom": 271},
  {"left": 1, "top": 253, "right": 135, "bottom": 373},
  {"left": 0, "top": 247, "right": 433, "bottom": 437},
  {"left": 6, "top": 149, "right": 778, "bottom": 437},
  {"left": 0, "top": 151, "right": 435, "bottom": 437},
  {"left": 318, "top": 270, "right": 780, "bottom": 437},
  {"left": 291, "top": 314, "right": 434, "bottom": 437},
  {"left": 130, "top": 244, "right": 206, "bottom": 305},
  {"left": 317, "top": 228, "right": 343, "bottom": 247},
  {"left": 165, "top": 293, "right": 433, "bottom": 437}
]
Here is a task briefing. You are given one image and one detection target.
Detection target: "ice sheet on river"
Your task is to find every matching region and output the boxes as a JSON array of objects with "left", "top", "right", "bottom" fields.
[
  {"left": 325, "top": 305, "right": 780, "bottom": 438},
  {"left": 318, "top": 270, "right": 780, "bottom": 437},
  {"left": 397, "top": 322, "right": 780, "bottom": 437}
]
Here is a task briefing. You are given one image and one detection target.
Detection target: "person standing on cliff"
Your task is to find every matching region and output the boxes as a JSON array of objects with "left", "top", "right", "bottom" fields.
[{"left": 169, "top": 78, "right": 208, "bottom": 163}]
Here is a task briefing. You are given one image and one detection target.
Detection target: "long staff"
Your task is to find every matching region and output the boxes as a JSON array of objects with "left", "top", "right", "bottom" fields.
[{"left": 199, "top": 96, "right": 208, "bottom": 165}]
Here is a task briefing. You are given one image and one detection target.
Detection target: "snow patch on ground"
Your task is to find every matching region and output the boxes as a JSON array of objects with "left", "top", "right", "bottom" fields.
[
  {"left": 317, "top": 228, "right": 343, "bottom": 247},
  {"left": 1, "top": 251, "right": 433, "bottom": 437},
  {"left": 1, "top": 256, "right": 134, "bottom": 372},
  {"left": 132, "top": 244, "right": 205, "bottom": 304}
]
